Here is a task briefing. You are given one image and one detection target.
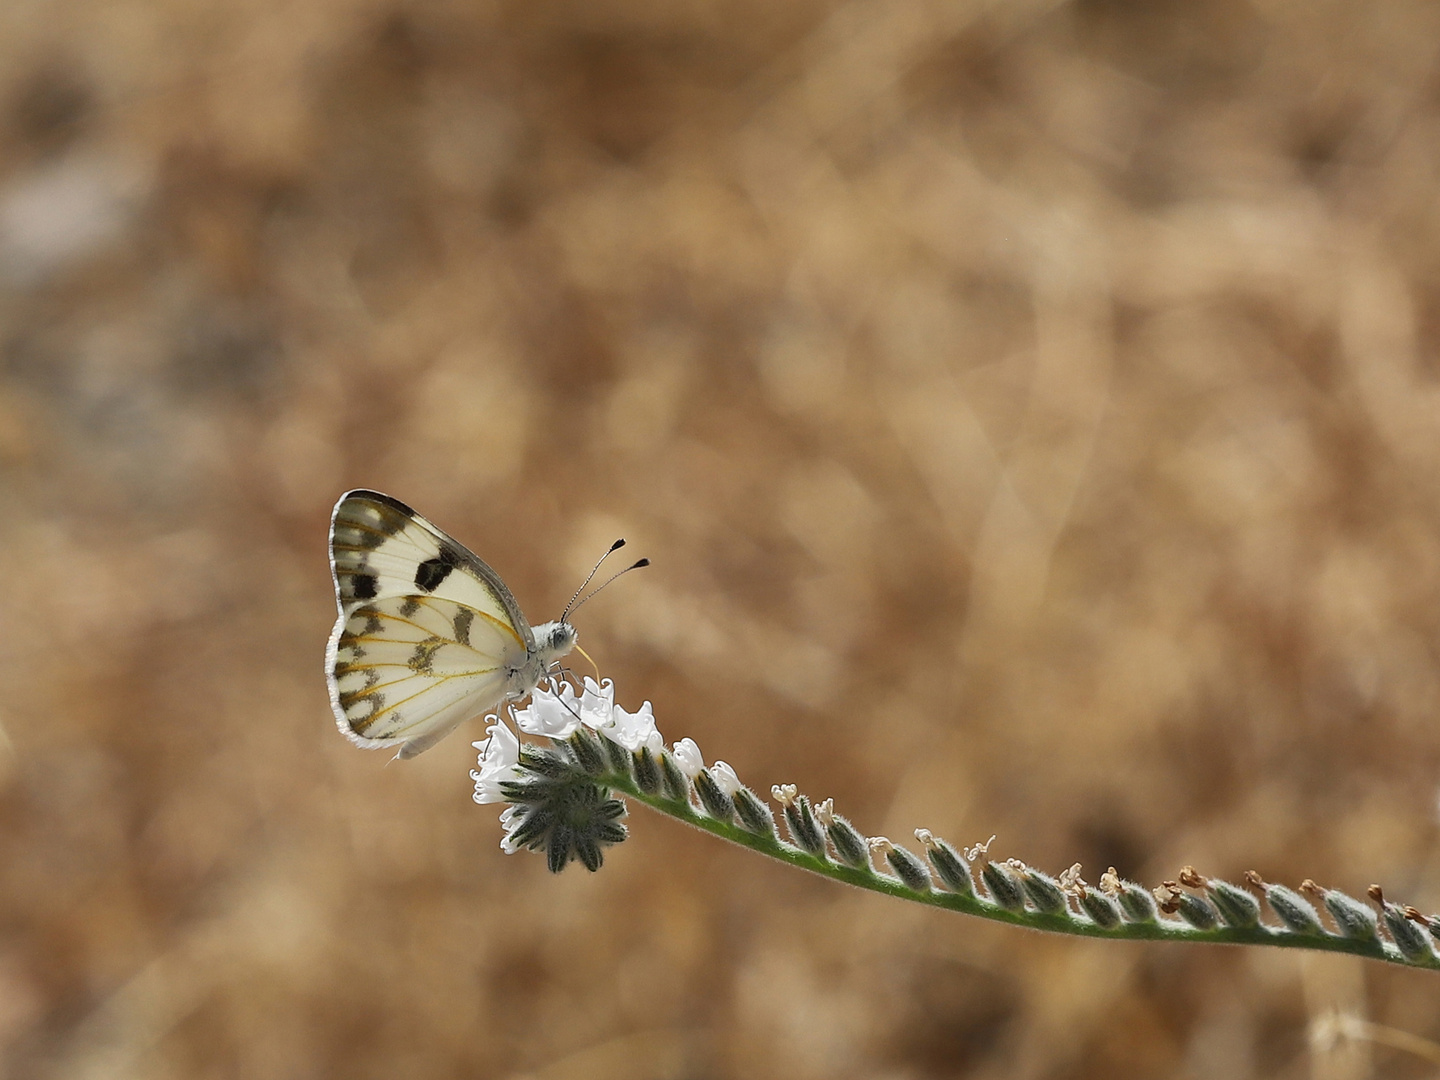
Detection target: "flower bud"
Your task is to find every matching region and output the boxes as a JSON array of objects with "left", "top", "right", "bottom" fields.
[
  {"left": 982, "top": 861, "right": 1026, "bottom": 911},
  {"left": 659, "top": 751, "right": 690, "bottom": 802},
  {"left": 1365, "top": 887, "right": 1433, "bottom": 962},
  {"left": 783, "top": 795, "right": 827, "bottom": 858},
  {"left": 633, "top": 746, "right": 661, "bottom": 794},
  {"left": 880, "top": 840, "right": 932, "bottom": 892},
  {"left": 1270, "top": 887, "right": 1323, "bottom": 934},
  {"left": 732, "top": 787, "right": 776, "bottom": 837},
  {"left": 1206, "top": 878, "right": 1261, "bottom": 929},
  {"left": 710, "top": 761, "right": 743, "bottom": 796},
  {"left": 1305, "top": 881, "right": 1378, "bottom": 942},
  {"left": 1111, "top": 881, "right": 1157, "bottom": 933},
  {"left": 1175, "top": 893, "right": 1218, "bottom": 930},
  {"left": 504, "top": 803, "right": 556, "bottom": 851},
  {"left": 694, "top": 767, "right": 734, "bottom": 822},
  {"left": 517, "top": 744, "right": 576, "bottom": 778},
  {"left": 1389, "top": 914, "right": 1435, "bottom": 961},
  {"left": 915, "top": 830, "right": 974, "bottom": 897},
  {"left": 671, "top": 738, "right": 704, "bottom": 777},
  {"left": 601, "top": 732, "right": 632, "bottom": 779},
  {"left": 1156, "top": 882, "right": 1217, "bottom": 929},
  {"left": 567, "top": 727, "right": 607, "bottom": 775},
  {"left": 1405, "top": 908, "right": 1440, "bottom": 950},
  {"left": 824, "top": 812, "right": 870, "bottom": 870},
  {"left": 1013, "top": 863, "right": 1067, "bottom": 915},
  {"left": 1079, "top": 889, "right": 1123, "bottom": 929}
]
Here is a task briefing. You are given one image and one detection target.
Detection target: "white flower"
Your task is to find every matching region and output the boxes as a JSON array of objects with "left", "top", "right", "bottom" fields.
[
  {"left": 599, "top": 700, "right": 663, "bottom": 754},
  {"left": 578, "top": 677, "right": 616, "bottom": 729},
  {"left": 470, "top": 718, "right": 521, "bottom": 804},
  {"left": 498, "top": 805, "right": 523, "bottom": 854},
  {"left": 672, "top": 738, "right": 704, "bottom": 777},
  {"left": 710, "top": 760, "right": 743, "bottom": 796},
  {"left": 513, "top": 681, "right": 581, "bottom": 739}
]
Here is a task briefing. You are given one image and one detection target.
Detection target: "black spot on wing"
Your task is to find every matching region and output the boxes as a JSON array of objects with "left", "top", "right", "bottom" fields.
[
  {"left": 408, "top": 637, "right": 446, "bottom": 674},
  {"left": 453, "top": 608, "right": 474, "bottom": 647},
  {"left": 341, "top": 685, "right": 384, "bottom": 711},
  {"left": 349, "top": 693, "right": 386, "bottom": 732},
  {"left": 337, "top": 491, "right": 417, "bottom": 539},
  {"left": 353, "top": 573, "right": 378, "bottom": 600},
  {"left": 340, "top": 610, "right": 382, "bottom": 645},
  {"left": 333, "top": 523, "right": 387, "bottom": 550},
  {"left": 346, "top": 489, "right": 419, "bottom": 520},
  {"left": 415, "top": 543, "right": 462, "bottom": 592},
  {"left": 399, "top": 597, "right": 420, "bottom": 617}
]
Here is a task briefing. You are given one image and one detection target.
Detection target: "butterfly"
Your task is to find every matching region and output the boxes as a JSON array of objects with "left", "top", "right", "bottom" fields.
[{"left": 326, "top": 490, "right": 643, "bottom": 758}]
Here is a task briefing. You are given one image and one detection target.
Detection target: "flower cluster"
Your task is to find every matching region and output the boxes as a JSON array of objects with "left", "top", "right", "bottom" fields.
[
  {"left": 471, "top": 678, "right": 660, "bottom": 871},
  {"left": 471, "top": 677, "right": 766, "bottom": 872}
]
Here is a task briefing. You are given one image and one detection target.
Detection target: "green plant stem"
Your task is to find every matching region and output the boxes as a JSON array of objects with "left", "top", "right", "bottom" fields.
[{"left": 598, "top": 772, "right": 1439, "bottom": 972}]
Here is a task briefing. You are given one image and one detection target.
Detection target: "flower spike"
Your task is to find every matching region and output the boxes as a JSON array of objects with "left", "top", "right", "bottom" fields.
[{"left": 462, "top": 679, "right": 1440, "bottom": 971}]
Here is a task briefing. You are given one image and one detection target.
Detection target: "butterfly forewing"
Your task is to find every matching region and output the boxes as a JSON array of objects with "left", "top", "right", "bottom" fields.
[
  {"left": 330, "top": 491, "right": 531, "bottom": 637},
  {"left": 327, "top": 490, "right": 534, "bottom": 757}
]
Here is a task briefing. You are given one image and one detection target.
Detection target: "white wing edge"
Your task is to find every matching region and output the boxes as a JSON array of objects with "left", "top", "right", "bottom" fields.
[
  {"left": 326, "top": 492, "right": 393, "bottom": 750},
  {"left": 324, "top": 611, "right": 399, "bottom": 751}
]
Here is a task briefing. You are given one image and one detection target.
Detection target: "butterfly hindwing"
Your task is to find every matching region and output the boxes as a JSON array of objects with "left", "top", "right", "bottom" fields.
[{"left": 327, "top": 490, "right": 535, "bottom": 757}]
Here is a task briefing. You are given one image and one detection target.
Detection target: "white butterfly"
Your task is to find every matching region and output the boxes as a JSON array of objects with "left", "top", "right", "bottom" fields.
[{"left": 326, "top": 490, "right": 637, "bottom": 758}]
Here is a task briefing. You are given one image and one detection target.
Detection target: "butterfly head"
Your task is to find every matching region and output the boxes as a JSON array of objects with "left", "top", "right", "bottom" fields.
[
  {"left": 531, "top": 620, "right": 578, "bottom": 667},
  {"left": 535, "top": 539, "right": 648, "bottom": 681}
]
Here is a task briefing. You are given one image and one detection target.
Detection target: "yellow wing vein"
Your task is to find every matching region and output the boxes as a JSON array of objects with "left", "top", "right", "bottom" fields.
[
  {"left": 365, "top": 609, "right": 450, "bottom": 637},
  {"left": 335, "top": 517, "right": 404, "bottom": 540},
  {"left": 413, "top": 595, "right": 525, "bottom": 647},
  {"left": 364, "top": 681, "right": 489, "bottom": 725},
  {"left": 348, "top": 605, "right": 524, "bottom": 649},
  {"left": 341, "top": 668, "right": 499, "bottom": 702},
  {"left": 335, "top": 661, "right": 501, "bottom": 675}
]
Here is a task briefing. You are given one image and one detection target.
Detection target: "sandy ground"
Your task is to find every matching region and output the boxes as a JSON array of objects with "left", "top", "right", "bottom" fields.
[{"left": 3, "top": 0, "right": 1440, "bottom": 1076}]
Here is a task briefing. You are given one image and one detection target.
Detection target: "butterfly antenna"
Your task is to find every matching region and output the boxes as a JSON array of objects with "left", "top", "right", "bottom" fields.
[
  {"left": 568, "top": 558, "right": 650, "bottom": 617},
  {"left": 562, "top": 539, "right": 626, "bottom": 623}
]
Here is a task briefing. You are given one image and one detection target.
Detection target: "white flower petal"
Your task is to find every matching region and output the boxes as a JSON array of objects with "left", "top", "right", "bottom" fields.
[
  {"left": 554, "top": 679, "right": 581, "bottom": 712},
  {"left": 498, "top": 804, "right": 526, "bottom": 854},
  {"left": 515, "top": 689, "right": 579, "bottom": 738},
  {"left": 579, "top": 677, "right": 615, "bottom": 729},
  {"left": 601, "top": 700, "right": 660, "bottom": 752},
  {"left": 471, "top": 718, "right": 521, "bottom": 804},
  {"left": 672, "top": 737, "right": 704, "bottom": 777},
  {"left": 710, "top": 761, "right": 743, "bottom": 796}
]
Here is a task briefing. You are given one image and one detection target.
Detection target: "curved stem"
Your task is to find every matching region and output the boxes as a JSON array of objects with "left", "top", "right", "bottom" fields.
[{"left": 600, "top": 772, "right": 1437, "bottom": 972}]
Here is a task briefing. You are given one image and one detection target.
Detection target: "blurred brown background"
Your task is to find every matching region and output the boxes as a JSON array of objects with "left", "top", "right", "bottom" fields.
[{"left": 3, "top": 0, "right": 1440, "bottom": 1076}]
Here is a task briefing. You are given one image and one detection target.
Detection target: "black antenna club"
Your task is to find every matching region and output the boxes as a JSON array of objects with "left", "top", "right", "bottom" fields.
[
  {"left": 562, "top": 539, "right": 638, "bottom": 623},
  {"left": 567, "top": 557, "right": 650, "bottom": 619}
]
